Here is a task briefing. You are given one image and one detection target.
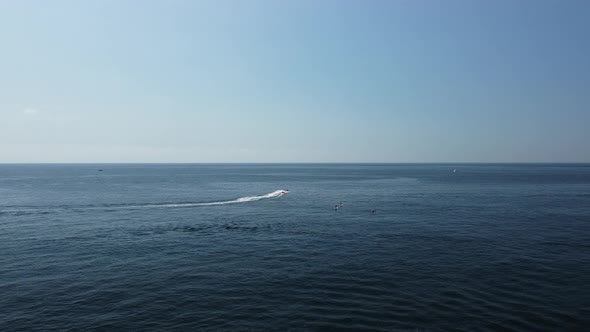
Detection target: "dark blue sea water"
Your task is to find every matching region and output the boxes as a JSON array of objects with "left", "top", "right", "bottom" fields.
[{"left": 1, "top": 164, "right": 589, "bottom": 331}]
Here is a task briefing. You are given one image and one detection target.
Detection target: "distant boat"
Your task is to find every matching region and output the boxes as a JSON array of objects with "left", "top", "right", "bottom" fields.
[{"left": 98, "top": 169, "right": 104, "bottom": 172}]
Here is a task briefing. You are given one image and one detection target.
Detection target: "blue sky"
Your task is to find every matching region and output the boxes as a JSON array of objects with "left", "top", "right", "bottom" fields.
[{"left": 1, "top": 0, "right": 589, "bottom": 162}]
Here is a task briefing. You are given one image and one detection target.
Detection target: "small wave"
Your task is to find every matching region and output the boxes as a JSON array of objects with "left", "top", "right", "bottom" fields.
[{"left": 0, "top": 190, "right": 289, "bottom": 215}]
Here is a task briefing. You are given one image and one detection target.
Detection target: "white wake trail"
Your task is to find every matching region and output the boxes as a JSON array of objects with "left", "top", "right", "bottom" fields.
[
  {"left": 135, "top": 189, "right": 289, "bottom": 209},
  {"left": 0, "top": 190, "right": 289, "bottom": 215}
]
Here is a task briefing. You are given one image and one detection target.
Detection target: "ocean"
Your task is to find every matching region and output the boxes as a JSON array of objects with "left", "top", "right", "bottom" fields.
[{"left": 1, "top": 164, "right": 589, "bottom": 331}]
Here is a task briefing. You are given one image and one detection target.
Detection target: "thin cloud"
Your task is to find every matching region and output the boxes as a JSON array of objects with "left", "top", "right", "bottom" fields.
[{"left": 23, "top": 108, "right": 38, "bottom": 115}]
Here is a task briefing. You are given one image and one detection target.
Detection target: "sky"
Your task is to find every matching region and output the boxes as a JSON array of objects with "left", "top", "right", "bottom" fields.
[{"left": 1, "top": 0, "right": 589, "bottom": 163}]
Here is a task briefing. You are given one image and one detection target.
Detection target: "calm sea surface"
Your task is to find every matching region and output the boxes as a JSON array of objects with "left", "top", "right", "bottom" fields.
[{"left": 1, "top": 164, "right": 589, "bottom": 331}]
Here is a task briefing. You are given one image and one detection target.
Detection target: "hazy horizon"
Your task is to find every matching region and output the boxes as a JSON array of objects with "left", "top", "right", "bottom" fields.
[
  {"left": 1, "top": 162, "right": 590, "bottom": 166},
  {"left": 1, "top": 0, "right": 589, "bottom": 163}
]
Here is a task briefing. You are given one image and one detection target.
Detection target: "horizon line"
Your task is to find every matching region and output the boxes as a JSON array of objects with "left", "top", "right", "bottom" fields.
[{"left": 1, "top": 162, "right": 589, "bottom": 165}]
